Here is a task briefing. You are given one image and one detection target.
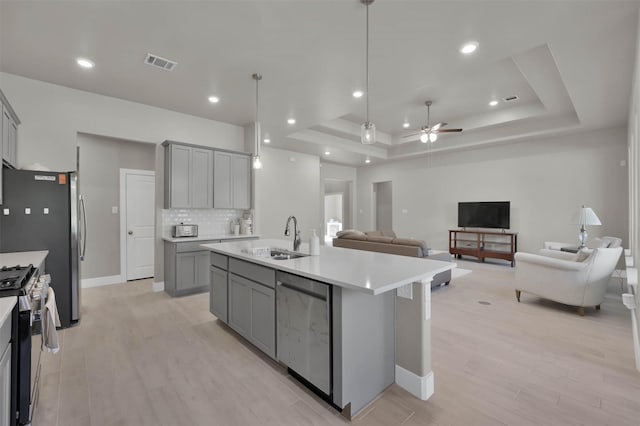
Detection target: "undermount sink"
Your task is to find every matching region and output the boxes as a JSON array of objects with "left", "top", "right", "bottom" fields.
[{"left": 270, "top": 249, "right": 309, "bottom": 260}]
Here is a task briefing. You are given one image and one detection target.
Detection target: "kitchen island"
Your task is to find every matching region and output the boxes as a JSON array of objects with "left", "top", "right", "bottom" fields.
[{"left": 201, "top": 239, "right": 455, "bottom": 418}]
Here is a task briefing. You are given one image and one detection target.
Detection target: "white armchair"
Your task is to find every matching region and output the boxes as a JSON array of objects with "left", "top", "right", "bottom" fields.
[
  {"left": 543, "top": 236, "right": 622, "bottom": 251},
  {"left": 514, "top": 246, "right": 623, "bottom": 316}
]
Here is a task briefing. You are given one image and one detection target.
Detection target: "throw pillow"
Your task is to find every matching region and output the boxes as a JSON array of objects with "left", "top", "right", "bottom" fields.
[
  {"left": 576, "top": 248, "right": 593, "bottom": 262},
  {"left": 586, "top": 238, "right": 609, "bottom": 249},
  {"left": 365, "top": 230, "right": 383, "bottom": 237},
  {"left": 336, "top": 229, "right": 365, "bottom": 238}
]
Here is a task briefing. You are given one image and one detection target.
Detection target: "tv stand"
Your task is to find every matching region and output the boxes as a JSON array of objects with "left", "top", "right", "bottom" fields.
[{"left": 449, "top": 229, "right": 517, "bottom": 267}]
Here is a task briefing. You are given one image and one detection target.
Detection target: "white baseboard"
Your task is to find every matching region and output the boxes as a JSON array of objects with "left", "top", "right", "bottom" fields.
[
  {"left": 395, "top": 364, "right": 434, "bottom": 400},
  {"left": 81, "top": 274, "right": 125, "bottom": 288},
  {"left": 152, "top": 281, "right": 164, "bottom": 292}
]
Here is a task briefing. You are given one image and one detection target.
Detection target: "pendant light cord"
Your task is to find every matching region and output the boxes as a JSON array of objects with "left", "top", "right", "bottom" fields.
[
  {"left": 365, "top": 1, "right": 370, "bottom": 124},
  {"left": 253, "top": 73, "right": 262, "bottom": 158}
]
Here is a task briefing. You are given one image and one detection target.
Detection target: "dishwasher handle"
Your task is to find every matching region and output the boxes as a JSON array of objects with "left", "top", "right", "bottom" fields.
[{"left": 277, "top": 281, "right": 327, "bottom": 301}]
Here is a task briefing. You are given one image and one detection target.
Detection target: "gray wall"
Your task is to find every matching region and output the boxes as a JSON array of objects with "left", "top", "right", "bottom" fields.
[
  {"left": 78, "top": 133, "right": 155, "bottom": 280},
  {"left": 356, "top": 126, "right": 628, "bottom": 254}
]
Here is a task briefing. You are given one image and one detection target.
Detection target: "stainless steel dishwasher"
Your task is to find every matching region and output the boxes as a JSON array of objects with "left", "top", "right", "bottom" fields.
[{"left": 276, "top": 271, "right": 331, "bottom": 396}]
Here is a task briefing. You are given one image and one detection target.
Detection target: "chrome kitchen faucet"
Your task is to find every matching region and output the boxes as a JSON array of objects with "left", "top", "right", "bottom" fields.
[{"left": 284, "top": 216, "right": 301, "bottom": 252}]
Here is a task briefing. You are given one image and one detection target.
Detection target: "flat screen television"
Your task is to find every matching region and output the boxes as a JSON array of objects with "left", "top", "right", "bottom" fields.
[{"left": 458, "top": 201, "right": 510, "bottom": 229}]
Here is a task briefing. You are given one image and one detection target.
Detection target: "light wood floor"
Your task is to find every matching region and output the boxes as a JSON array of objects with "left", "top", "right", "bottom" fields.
[{"left": 34, "top": 260, "right": 640, "bottom": 426}]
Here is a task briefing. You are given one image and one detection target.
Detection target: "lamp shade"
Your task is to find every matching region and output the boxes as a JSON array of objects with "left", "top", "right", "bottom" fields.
[{"left": 573, "top": 205, "right": 602, "bottom": 226}]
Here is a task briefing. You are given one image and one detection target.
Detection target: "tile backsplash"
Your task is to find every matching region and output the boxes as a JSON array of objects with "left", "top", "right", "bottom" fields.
[{"left": 162, "top": 209, "right": 246, "bottom": 236}]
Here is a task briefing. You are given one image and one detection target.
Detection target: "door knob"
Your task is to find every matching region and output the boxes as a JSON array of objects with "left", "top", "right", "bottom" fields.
[{"left": 128, "top": 231, "right": 133, "bottom": 235}]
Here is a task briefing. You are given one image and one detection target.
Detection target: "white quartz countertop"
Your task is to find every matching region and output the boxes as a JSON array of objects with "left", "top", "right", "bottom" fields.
[
  {"left": 163, "top": 234, "right": 260, "bottom": 243},
  {"left": 0, "top": 297, "right": 16, "bottom": 327},
  {"left": 201, "top": 239, "right": 455, "bottom": 295},
  {"left": 0, "top": 250, "right": 49, "bottom": 268}
]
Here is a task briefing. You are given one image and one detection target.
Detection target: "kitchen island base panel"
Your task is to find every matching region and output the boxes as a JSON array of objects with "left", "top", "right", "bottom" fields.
[
  {"left": 395, "top": 280, "right": 435, "bottom": 400},
  {"left": 332, "top": 287, "right": 395, "bottom": 417},
  {"left": 395, "top": 365, "right": 434, "bottom": 401}
]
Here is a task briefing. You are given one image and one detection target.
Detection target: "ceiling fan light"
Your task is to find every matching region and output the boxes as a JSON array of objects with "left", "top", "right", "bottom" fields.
[
  {"left": 429, "top": 133, "right": 438, "bottom": 143},
  {"left": 361, "top": 122, "right": 376, "bottom": 144},
  {"left": 420, "top": 133, "right": 429, "bottom": 143}
]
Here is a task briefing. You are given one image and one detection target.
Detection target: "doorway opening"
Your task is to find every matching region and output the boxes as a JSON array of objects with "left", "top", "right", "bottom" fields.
[
  {"left": 323, "top": 179, "right": 353, "bottom": 245},
  {"left": 373, "top": 181, "right": 392, "bottom": 232}
]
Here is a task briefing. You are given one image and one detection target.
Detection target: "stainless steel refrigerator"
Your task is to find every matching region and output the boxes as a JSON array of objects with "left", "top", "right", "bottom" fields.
[{"left": 0, "top": 168, "right": 84, "bottom": 328}]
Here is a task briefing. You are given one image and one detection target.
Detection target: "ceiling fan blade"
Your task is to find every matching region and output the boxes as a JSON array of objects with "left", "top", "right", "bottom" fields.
[
  {"left": 436, "top": 128, "right": 463, "bottom": 133},
  {"left": 431, "top": 122, "right": 447, "bottom": 131},
  {"left": 400, "top": 132, "right": 421, "bottom": 139}
]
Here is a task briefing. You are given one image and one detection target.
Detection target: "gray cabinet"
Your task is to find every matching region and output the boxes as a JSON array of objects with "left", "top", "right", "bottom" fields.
[
  {"left": 0, "top": 342, "right": 9, "bottom": 426},
  {"left": 176, "top": 252, "right": 210, "bottom": 292},
  {"left": 0, "top": 90, "right": 20, "bottom": 206},
  {"left": 210, "top": 265, "right": 228, "bottom": 323},
  {"left": 225, "top": 259, "right": 276, "bottom": 358},
  {"left": 0, "top": 306, "right": 11, "bottom": 426},
  {"left": 164, "top": 240, "right": 220, "bottom": 296},
  {"left": 213, "top": 151, "right": 251, "bottom": 209},
  {"left": 228, "top": 272, "right": 276, "bottom": 358},
  {"left": 164, "top": 142, "right": 214, "bottom": 208}
]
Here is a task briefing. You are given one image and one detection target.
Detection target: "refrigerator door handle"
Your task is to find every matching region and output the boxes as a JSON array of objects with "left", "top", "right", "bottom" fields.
[{"left": 80, "top": 195, "right": 87, "bottom": 261}]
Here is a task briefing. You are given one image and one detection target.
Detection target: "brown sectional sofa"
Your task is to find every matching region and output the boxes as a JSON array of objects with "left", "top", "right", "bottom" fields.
[{"left": 332, "top": 230, "right": 452, "bottom": 287}]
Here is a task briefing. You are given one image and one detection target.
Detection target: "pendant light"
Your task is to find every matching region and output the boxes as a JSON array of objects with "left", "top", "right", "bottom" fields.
[
  {"left": 360, "top": 0, "right": 375, "bottom": 145},
  {"left": 252, "top": 73, "right": 263, "bottom": 169}
]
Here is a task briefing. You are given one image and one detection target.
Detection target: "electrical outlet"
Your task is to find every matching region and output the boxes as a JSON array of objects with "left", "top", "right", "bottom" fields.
[{"left": 112, "top": 206, "right": 119, "bottom": 214}]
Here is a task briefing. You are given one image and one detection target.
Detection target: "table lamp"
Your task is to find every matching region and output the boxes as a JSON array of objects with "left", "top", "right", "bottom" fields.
[{"left": 573, "top": 205, "right": 601, "bottom": 247}]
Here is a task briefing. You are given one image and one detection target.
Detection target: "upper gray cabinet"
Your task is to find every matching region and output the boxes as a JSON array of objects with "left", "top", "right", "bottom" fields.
[
  {"left": 0, "top": 90, "right": 20, "bottom": 206},
  {"left": 213, "top": 151, "right": 251, "bottom": 210},
  {"left": 164, "top": 142, "right": 213, "bottom": 208},
  {"left": 1, "top": 91, "right": 19, "bottom": 169}
]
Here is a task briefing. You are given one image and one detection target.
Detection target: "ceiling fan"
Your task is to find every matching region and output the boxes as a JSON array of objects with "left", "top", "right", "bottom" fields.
[{"left": 404, "top": 101, "right": 463, "bottom": 143}]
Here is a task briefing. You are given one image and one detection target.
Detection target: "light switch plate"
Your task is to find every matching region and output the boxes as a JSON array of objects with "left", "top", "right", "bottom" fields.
[
  {"left": 43, "top": 208, "right": 49, "bottom": 215},
  {"left": 2, "top": 209, "right": 9, "bottom": 216},
  {"left": 112, "top": 206, "right": 118, "bottom": 214},
  {"left": 25, "top": 208, "right": 31, "bottom": 215}
]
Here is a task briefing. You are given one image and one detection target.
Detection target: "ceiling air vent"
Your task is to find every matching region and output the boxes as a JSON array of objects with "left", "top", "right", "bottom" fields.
[
  {"left": 144, "top": 53, "right": 177, "bottom": 71},
  {"left": 503, "top": 95, "right": 519, "bottom": 102}
]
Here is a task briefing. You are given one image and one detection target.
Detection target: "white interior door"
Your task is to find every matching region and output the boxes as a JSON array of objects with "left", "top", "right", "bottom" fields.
[{"left": 125, "top": 171, "right": 155, "bottom": 280}]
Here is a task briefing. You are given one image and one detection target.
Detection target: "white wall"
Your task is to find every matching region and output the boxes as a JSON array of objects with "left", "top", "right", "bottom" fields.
[
  {"left": 0, "top": 72, "right": 245, "bottom": 285},
  {"left": 356, "top": 127, "right": 628, "bottom": 255},
  {"left": 255, "top": 146, "right": 321, "bottom": 244},
  {"left": 626, "top": 7, "right": 640, "bottom": 372},
  {"left": 0, "top": 72, "right": 244, "bottom": 171}
]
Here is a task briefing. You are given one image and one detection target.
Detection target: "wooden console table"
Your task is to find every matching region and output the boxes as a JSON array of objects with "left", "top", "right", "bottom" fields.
[{"left": 449, "top": 229, "right": 518, "bottom": 267}]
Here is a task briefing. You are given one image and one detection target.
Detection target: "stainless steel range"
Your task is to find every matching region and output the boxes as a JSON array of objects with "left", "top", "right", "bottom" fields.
[{"left": 0, "top": 264, "right": 46, "bottom": 426}]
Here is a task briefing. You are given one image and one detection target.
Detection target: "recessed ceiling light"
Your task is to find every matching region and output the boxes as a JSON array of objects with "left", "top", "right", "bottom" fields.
[
  {"left": 365, "top": 158, "right": 371, "bottom": 164},
  {"left": 353, "top": 90, "right": 364, "bottom": 98},
  {"left": 76, "top": 58, "right": 95, "bottom": 69},
  {"left": 403, "top": 122, "right": 410, "bottom": 128},
  {"left": 489, "top": 100, "right": 498, "bottom": 107},
  {"left": 460, "top": 41, "right": 479, "bottom": 55},
  {"left": 263, "top": 138, "right": 270, "bottom": 144},
  {"left": 324, "top": 151, "right": 331, "bottom": 156},
  {"left": 208, "top": 96, "right": 220, "bottom": 104},
  {"left": 287, "top": 118, "right": 296, "bottom": 125}
]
